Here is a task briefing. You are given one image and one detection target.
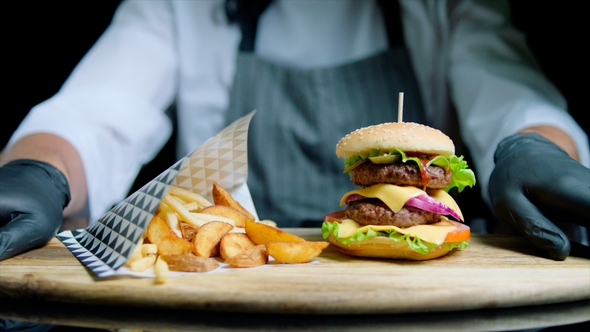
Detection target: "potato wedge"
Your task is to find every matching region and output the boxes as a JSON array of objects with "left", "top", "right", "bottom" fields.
[
  {"left": 179, "top": 221, "right": 198, "bottom": 242},
  {"left": 225, "top": 244, "right": 268, "bottom": 268},
  {"left": 209, "top": 243, "right": 220, "bottom": 258},
  {"left": 212, "top": 182, "right": 255, "bottom": 221},
  {"left": 158, "top": 236, "right": 192, "bottom": 255},
  {"left": 192, "top": 221, "right": 234, "bottom": 258},
  {"left": 200, "top": 205, "right": 252, "bottom": 228},
  {"left": 267, "top": 241, "right": 329, "bottom": 264},
  {"left": 244, "top": 219, "right": 305, "bottom": 245},
  {"left": 161, "top": 254, "right": 219, "bottom": 272},
  {"left": 146, "top": 215, "right": 177, "bottom": 245},
  {"left": 219, "top": 233, "right": 256, "bottom": 261}
]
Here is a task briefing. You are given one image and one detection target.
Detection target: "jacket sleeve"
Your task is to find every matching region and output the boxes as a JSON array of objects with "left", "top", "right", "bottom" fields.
[{"left": 8, "top": 0, "right": 178, "bottom": 222}]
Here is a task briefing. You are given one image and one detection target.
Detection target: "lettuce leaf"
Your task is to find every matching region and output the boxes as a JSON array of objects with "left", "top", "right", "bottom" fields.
[
  {"left": 322, "top": 221, "right": 468, "bottom": 255},
  {"left": 428, "top": 155, "right": 476, "bottom": 193},
  {"left": 344, "top": 148, "right": 476, "bottom": 192}
]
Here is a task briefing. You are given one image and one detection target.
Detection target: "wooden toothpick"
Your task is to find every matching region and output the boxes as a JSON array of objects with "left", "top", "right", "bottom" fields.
[{"left": 397, "top": 92, "right": 404, "bottom": 122}]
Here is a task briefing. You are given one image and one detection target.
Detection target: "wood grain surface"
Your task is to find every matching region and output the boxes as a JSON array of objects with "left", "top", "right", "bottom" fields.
[{"left": 1, "top": 229, "right": 589, "bottom": 316}]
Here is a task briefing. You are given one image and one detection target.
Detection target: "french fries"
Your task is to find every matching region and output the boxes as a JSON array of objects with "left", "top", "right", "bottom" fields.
[
  {"left": 167, "top": 185, "right": 212, "bottom": 210},
  {"left": 124, "top": 183, "right": 329, "bottom": 284},
  {"left": 124, "top": 238, "right": 144, "bottom": 268},
  {"left": 183, "top": 201, "right": 201, "bottom": 212},
  {"left": 158, "top": 202, "right": 182, "bottom": 238},
  {"left": 129, "top": 254, "right": 157, "bottom": 272},
  {"left": 188, "top": 212, "right": 237, "bottom": 227},
  {"left": 258, "top": 219, "right": 277, "bottom": 227},
  {"left": 141, "top": 243, "right": 158, "bottom": 256},
  {"left": 162, "top": 194, "right": 211, "bottom": 227},
  {"left": 155, "top": 256, "right": 169, "bottom": 284}
]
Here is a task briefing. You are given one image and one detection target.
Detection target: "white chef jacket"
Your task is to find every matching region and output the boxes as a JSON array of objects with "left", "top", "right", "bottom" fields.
[{"left": 9, "top": 0, "right": 589, "bottom": 222}]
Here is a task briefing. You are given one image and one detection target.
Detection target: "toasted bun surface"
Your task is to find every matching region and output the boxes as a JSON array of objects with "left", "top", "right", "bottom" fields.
[
  {"left": 327, "top": 234, "right": 451, "bottom": 260},
  {"left": 336, "top": 122, "right": 454, "bottom": 159}
]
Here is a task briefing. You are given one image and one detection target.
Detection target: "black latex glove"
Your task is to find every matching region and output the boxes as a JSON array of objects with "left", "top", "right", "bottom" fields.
[
  {"left": 489, "top": 133, "right": 590, "bottom": 260},
  {"left": 0, "top": 160, "right": 71, "bottom": 261}
]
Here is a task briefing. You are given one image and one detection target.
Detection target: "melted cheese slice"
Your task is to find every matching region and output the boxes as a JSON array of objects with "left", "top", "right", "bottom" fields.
[
  {"left": 340, "top": 184, "right": 463, "bottom": 220},
  {"left": 336, "top": 184, "right": 465, "bottom": 244},
  {"left": 340, "top": 184, "right": 424, "bottom": 212},
  {"left": 337, "top": 218, "right": 455, "bottom": 245}
]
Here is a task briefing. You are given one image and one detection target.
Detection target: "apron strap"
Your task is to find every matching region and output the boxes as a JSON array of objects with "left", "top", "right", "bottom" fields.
[
  {"left": 226, "top": 0, "right": 405, "bottom": 51},
  {"left": 377, "top": 0, "right": 404, "bottom": 48},
  {"left": 225, "top": 0, "right": 274, "bottom": 52}
]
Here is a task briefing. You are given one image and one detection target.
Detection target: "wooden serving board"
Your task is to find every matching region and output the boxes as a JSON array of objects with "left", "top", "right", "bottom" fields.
[{"left": 1, "top": 230, "right": 589, "bottom": 315}]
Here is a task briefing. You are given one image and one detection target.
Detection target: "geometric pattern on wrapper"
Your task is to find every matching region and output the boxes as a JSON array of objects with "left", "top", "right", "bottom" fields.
[
  {"left": 56, "top": 110, "right": 255, "bottom": 277},
  {"left": 173, "top": 111, "right": 254, "bottom": 201},
  {"left": 57, "top": 158, "right": 183, "bottom": 277}
]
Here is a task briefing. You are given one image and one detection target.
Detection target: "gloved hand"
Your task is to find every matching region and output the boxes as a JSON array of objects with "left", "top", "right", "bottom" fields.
[
  {"left": 0, "top": 160, "right": 71, "bottom": 261},
  {"left": 489, "top": 133, "right": 590, "bottom": 260}
]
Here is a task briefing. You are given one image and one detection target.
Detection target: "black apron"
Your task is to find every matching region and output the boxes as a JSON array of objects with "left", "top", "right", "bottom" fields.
[{"left": 224, "top": 0, "right": 426, "bottom": 227}]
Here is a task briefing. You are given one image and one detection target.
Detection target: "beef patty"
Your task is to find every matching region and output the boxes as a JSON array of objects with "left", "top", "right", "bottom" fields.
[
  {"left": 346, "top": 199, "right": 441, "bottom": 228},
  {"left": 350, "top": 162, "right": 451, "bottom": 189}
]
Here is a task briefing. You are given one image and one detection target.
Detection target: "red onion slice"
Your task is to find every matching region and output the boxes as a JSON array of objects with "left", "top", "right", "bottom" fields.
[
  {"left": 405, "top": 195, "right": 463, "bottom": 221},
  {"left": 345, "top": 193, "right": 462, "bottom": 221},
  {"left": 345, "top": 194, "right": 366, "bottom": 204}
]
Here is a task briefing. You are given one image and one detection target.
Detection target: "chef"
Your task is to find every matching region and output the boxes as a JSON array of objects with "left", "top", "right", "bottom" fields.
[{"left": 1, "top": 0, "right": 588, "bottom": 261}]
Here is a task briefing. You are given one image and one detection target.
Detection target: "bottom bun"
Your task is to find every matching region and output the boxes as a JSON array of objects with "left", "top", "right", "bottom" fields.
[{"left": 327, "top": 234, "right": 451, "bottom": 261}]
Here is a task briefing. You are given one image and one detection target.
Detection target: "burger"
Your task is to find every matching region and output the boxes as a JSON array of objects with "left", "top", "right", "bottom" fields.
[{"left": 322, "top": 122, "right": 476, "bottom": 260}]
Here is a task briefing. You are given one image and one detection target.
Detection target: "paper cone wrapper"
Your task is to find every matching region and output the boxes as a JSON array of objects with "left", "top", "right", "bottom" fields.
[{"left": 57, "top": 111, "right": 256, "bottom": 278}]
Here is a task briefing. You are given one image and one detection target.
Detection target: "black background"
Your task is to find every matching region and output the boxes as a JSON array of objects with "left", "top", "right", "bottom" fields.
[{"left": 4, "top": 1, "right": 588, "bottom": 191}]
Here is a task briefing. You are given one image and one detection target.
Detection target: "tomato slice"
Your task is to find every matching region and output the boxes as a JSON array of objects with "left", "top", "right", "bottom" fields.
[
  {"left": 444, "top": 220, "right": 471, "bottom": 242},
  {"left": 324, "top": 210, "right": 346, "bottom": 222}
]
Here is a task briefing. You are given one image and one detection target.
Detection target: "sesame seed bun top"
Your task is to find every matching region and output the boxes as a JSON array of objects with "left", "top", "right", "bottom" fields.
[{"left": 335, "top": 122, "right": 455, "bottom": 159}]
